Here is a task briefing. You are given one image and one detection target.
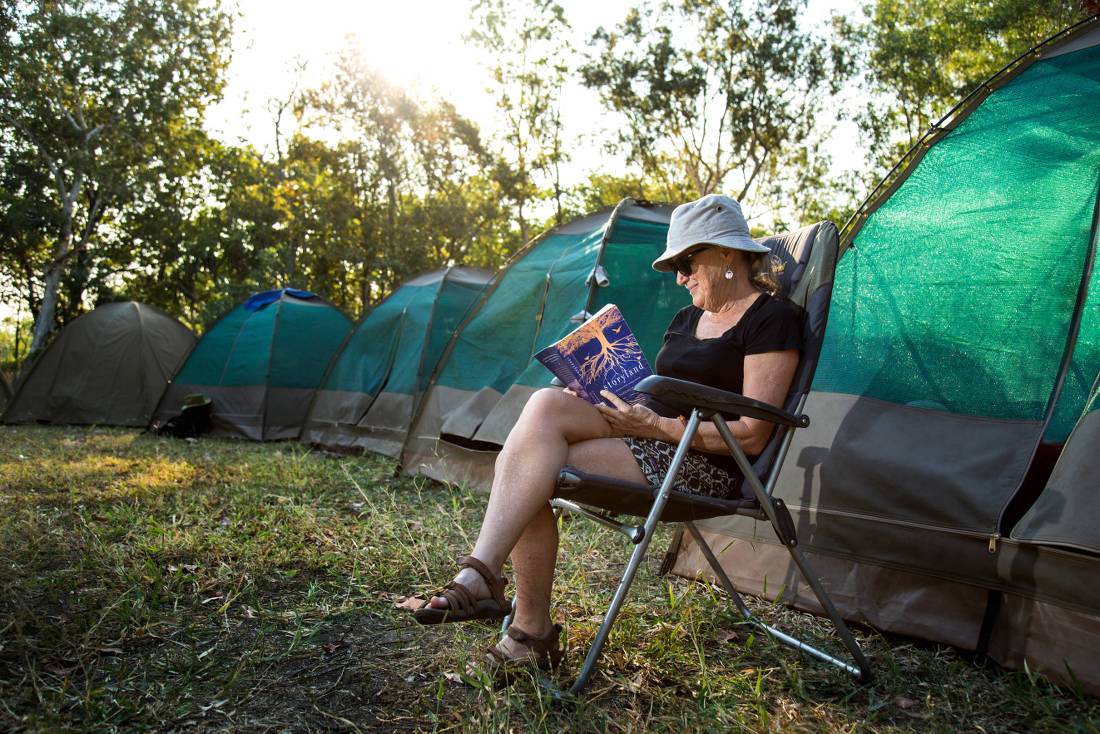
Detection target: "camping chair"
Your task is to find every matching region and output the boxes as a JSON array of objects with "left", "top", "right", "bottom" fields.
[{"left": 504, "top": 221, "right": 873, "bottom": 696}]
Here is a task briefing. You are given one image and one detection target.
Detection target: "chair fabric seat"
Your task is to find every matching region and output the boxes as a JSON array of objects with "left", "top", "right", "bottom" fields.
[{"left": 556, "top": 466, "right": 759, "bottom": 522}]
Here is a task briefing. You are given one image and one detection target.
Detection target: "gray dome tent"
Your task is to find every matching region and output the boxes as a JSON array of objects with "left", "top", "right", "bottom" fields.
[{"left": 2, "top": 302, "right": 196, "bottom": 426}]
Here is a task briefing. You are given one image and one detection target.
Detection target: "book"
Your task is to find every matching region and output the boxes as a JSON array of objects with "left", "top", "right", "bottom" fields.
[{"left": 534, "top": 303, "right": 653, "bottom": 407}]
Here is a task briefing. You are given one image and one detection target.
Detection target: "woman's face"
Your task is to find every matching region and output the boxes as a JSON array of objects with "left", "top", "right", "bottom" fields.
[{"left": 673, "top": 246, "right": 741, "bottom": 311}]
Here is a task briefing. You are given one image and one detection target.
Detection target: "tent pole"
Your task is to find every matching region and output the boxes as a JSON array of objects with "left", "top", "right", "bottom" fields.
[{"left": 582, "top": 197, "right": 637, "bottom": 318}]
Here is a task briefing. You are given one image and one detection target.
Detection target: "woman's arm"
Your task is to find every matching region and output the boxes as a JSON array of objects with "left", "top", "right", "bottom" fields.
[{"left": 597, "top": 348, "right": 799, "bottom": 456}]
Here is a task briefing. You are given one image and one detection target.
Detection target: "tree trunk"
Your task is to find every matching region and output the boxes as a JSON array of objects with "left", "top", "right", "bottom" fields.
[
  {"left": 30, "top": 257, "right": 65, "bottom": 357},
  {"left": 517, "top": 197, "right": 528, "bottom": 246},
  {"left": 29, "top": 168, "right": 84, "bottom": 356}
]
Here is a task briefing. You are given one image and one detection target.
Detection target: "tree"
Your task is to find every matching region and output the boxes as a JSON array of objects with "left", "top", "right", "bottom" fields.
[
  {"left": 581, "top": 0, "right": 851, "bottom": 221},
  {"left": 850, "top": 0, "right": 1089, "bottom": 175},
  {"left": 468, "top": 0, "right": 572, "bottom": 242},
  {"left": 302, "top": 48, "right": 514, "bottom": 306},
  {"left": 0, "top": 0, "right": 232, "bottom": 355}
]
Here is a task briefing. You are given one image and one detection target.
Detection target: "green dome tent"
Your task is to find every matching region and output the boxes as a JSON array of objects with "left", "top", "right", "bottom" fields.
[
  {"left": 2, "top": 302, "right": 196, "bottom": 427},
  {"left": 401, "top": 199, "right": 690, "bottom": 487},
  {"left": 152, "top": 289, "right": 353, "bottom": 441},
  {"left": 672, "top": 16, "right": 1100, "bottom": 694},
  {"left": 301, "top": 266, "right": 492, "bottom": 456}
]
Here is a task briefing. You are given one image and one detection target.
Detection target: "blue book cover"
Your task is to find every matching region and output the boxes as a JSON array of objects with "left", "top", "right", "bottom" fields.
[{"left": 534, "top": 303, "right": 653, "bottom": 407}]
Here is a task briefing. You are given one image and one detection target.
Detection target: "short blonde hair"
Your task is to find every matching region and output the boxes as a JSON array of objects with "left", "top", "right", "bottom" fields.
[{"left": 747, "top": 251, "right": 784, "bottom": 296}]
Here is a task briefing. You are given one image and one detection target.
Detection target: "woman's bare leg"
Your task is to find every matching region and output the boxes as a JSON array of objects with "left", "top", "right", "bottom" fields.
[
  {"left": 502, "top": 437, "right": 647, "bottom": 647},
  {"left": 428, "top": 389, "right": 606, "bottom": 608},
  {"left": 428, "top": 389, "right": 645, "bottom": 640}
]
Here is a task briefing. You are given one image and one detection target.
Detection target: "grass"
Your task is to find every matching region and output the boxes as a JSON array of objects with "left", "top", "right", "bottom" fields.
[{"left": 0, "top": 425, "right": 1098, "bottom": 732}]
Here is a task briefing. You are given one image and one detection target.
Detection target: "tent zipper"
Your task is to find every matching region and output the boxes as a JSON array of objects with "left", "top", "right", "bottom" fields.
[{"left": 787, "top": 504, "right": 997, "bottom": 545}]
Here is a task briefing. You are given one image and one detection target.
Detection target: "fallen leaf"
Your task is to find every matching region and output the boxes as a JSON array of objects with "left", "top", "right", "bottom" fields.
[
  {"left": 407, "top": 521, "right": 423, "bottom": 531},
  {"left": 394, "top": 595, "right": 427, "bottom": 611},
  {"left": 46, "top": 663, "right": 77, "bottom": 676},
  {"left": 322, "top": 642, "right": 339, "bottom": 655},
  {"left": 443, "top": 671, "right": 463, "bottom": 684},
  {"left": 168, "top": 563, "right": 199, "bottom": 573},
  {"left": 98, "top": 647, "right": 124, "bottom": 655},
  {"left": 717, "top": 628, "right": 740, "bottom": 643},
  {"left": 895, "top": 696, "right": 917, "bottom": 710}
]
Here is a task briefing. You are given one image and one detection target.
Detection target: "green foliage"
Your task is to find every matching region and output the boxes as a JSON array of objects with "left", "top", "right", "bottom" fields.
[
  {"left": 468, "top": 0, "right": 572, "bottom": 240},
  {"left": 849, "top": 0, "right": 1089, "bottom": 175},
  {"left": 302, "top": 48, "right": 518, "bottom": 309},
  {"left": 0, "top": 0, "right": 233, "bottom": 350},
  {"left": 566, "top": 172, "right": 683, "bottom": 215},
  {"left": 0, "top": 313, "right": 31, "bottom": 374},
  {"left": 580, "top": 0, "right": 854, "bottom": 228}
]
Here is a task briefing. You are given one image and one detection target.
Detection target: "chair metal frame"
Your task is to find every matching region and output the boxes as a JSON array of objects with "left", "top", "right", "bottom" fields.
[{"left": 498, "top": 378, "right": 872, "bottom": 696}]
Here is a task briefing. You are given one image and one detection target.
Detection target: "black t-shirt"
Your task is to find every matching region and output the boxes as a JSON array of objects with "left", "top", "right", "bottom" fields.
[{"left": 648, "top": 293, "right": 804, "bottom": 471}]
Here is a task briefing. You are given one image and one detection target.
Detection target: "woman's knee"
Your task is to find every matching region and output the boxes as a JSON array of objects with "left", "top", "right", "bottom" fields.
[
  {"left": 514, "top": 388, "right": 572, "bottom": 430},
  {"left": 523, "top": 388, "right": 571, "bottom": 417}
]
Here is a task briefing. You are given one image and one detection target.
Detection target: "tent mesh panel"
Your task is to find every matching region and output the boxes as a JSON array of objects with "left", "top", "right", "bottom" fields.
[{"left": 818, "top": 43, "right": 1100, "bottom": 441}]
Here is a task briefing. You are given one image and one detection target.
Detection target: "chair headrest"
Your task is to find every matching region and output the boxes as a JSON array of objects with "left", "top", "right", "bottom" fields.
[{"left": 756, "top": 222, "right": 837, "bottom": 310}]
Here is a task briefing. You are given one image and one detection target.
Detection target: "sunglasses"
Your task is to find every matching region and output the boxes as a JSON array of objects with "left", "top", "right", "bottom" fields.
[{"left": 670, "top": 250, "right": 700, "bottom": 277}]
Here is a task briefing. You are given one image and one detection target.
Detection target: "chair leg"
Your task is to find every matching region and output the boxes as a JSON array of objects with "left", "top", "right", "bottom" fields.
[
  {"left": 685, "top": 522, "right": 870, "bottom": 680},
  {"left": 546, "top": 410, "right": 704, "bottom": 697},
  {"left": 708, "top": 418, "right": 873, "bottom": 681}
]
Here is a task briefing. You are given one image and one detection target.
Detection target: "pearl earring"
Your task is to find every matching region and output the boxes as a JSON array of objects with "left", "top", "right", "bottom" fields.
[{"left": 724, "top": 267, "right": 734, "bottom": 280}]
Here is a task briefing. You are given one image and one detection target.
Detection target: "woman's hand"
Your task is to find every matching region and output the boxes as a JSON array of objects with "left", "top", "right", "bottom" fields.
[{"left": 595, "top": 390, "right": 663, "bottom": 438}]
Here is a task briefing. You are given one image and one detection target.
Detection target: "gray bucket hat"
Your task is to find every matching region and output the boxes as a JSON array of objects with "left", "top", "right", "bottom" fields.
[{"left": 652, "top": 194, "right": 769, "bottom": 271}]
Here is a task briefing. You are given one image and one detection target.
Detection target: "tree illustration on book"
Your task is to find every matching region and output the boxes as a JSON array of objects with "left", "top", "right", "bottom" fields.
[
  {"left": 559, "top": 308, "right": 645, "bottom": 384},
  {"left": 534, "top": 303, "right": 653, "bottom": 405}
]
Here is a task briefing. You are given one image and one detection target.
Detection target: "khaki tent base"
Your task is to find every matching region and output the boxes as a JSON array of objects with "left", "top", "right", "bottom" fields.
[
  {"left": 403, "top": 435, "right": 498, "bottom": 491},
  {"left": 161, "top": 384, "right": 316, "bottom": 441},
  {"left": 672, "top": 529, "right": 1100, "bottom": 696}
]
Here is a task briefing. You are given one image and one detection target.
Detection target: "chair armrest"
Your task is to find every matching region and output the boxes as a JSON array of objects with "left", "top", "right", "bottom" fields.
[{"left": 635, "top": 375, "right": 809, "bottom": 428}]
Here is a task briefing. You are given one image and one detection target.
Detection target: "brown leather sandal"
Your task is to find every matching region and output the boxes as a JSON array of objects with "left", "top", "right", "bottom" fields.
[
  {"left": 471, "top": 623, "right": 565, "bottom": 686},
  {"left": 412, "top": 555, "right": 511, "bottom": 625}
]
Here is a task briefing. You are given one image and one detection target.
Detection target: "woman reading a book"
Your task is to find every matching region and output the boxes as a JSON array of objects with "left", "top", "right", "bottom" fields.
[{"left": 413, "top": 194, "right": 802, "bottom": 676}]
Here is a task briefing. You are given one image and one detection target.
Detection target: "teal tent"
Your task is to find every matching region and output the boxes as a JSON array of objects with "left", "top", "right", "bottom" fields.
[
  {"left": 301, "top": 267, "right": 492, "bottom": 456},
  {"left": 402, "top": 200, "right": 690, "bottom": 487},
  {"left": 672, "top": 17, "right": 1100, "bottom": 694},
  {"left": 2, "top": 302, "right": 195, "bottom": 427},
  {"left": 152, "top": 289, "right": 353, "bottom": 440}
]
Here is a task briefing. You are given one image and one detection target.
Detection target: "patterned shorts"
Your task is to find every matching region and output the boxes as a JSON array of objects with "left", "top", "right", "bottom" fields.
[{"left": 621, "top": 437, "right": 744, "bottom": 499}]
